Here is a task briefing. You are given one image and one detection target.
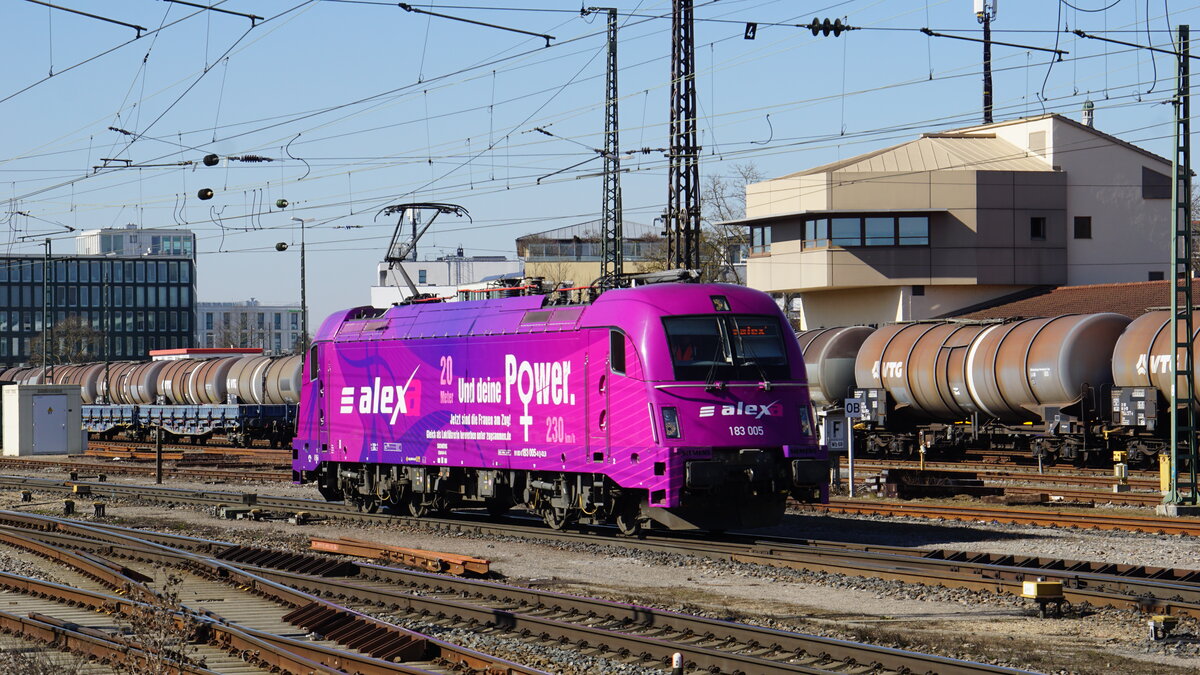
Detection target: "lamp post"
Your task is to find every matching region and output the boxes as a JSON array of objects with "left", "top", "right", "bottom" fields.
[
  {"left": 40, "top": 239, "right": 51, "bottom": 379},
  {"left": 277, "top": 217, "right": 311, "bottom": 353}
]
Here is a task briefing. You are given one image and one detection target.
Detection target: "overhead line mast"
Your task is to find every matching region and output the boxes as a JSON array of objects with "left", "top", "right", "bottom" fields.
[
  {"left": 1169, "top": 24, "right": 1196, "bottom": 507},
  {"left": 665, "top": 0, "right": 701, "bottom": 272},
  {"left": 595, "top": 7, "right": 624, "bottom": 284}
]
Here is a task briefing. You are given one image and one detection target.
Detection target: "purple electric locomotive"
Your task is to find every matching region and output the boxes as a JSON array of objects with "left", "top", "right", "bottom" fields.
[{"left": 292, "top": 283, "right": 826, "bottom": 532}]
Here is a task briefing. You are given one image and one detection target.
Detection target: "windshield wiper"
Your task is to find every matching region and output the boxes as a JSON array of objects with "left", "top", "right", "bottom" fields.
[
  {"left": 704, "top": 331, "right": 731, "bottom": 392},
  {"left": 731, "top": 322, "right": 772, "bottom": 391}
]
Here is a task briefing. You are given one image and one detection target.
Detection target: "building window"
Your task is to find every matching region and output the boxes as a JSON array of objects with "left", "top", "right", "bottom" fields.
[
  {"left": 1143, "top": 166, "right": 1171, "bottom": 200},
  {"left": 1149, "top": 271, "right": 1165, "bottom": 281},
  {"left": 1073, "top": 216, "right": 1092, "bottom": 239},
  {"left": 1030, "top": 217, "right": 1047, "bottom": 241},
  {"left": 864, "top": 217, "right": 894, "bottom": 245},
  {"left": 829, "top": 218, "right": 860, "bottom": 246},
  {"left": 750, "top": 226, "right": 772, "bottom": 254},
  {"left": 206, "top": 313, "right": 213, "bottom": 330},
  {"left": 418, "top": 269, "right": 428, "bottom": 284},
  {"left": 898, "top": 217, "right": 929, "bottom": 245},
  {"left": 802, "top": 215, "right": 929, "bottom": 249}
]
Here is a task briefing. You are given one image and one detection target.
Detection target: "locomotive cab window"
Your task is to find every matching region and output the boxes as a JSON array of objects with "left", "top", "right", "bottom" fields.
[
  {"left": 663, "top": 315, "right": 788, "bottom": 381},
  {"left": 609, "top": 329, "right": 626, "bottom": 375},
  {"left": 308, "top": 344, "right": 319, "bottom": 381}
]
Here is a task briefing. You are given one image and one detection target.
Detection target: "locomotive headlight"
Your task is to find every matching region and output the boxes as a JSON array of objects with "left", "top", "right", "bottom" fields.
[{"left": 661, "top": 407, "right": 682, "bottom": 439}]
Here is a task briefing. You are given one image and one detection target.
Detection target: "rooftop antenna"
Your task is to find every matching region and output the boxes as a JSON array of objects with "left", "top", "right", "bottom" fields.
[{"left": 378, "top": 202, "right": 470, "bottom": 298}]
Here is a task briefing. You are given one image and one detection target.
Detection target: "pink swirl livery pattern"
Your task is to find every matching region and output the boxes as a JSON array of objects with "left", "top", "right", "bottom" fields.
[{"left": 292, "top": 283, "right": 826, "bottom": 533}]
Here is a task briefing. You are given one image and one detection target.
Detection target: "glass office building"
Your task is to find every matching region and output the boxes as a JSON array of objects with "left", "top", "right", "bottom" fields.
[{"left": 0, "top": 254, "right": 196, "bottom": 367}]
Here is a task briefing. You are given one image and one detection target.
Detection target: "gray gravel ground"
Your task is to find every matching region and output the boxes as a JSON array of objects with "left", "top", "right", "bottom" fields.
[{"left": 2, "top": 463, "right": 1200, "bottom": 673}]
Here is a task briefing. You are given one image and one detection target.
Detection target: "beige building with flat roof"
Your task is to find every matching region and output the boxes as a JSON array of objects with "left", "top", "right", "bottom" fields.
[{"left": 739, "top": 114, "right": 1173, "bottom": 329}]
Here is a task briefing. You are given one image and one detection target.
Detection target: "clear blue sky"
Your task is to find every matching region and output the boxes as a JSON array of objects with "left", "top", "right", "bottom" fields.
[{"left": 1, "top": 0, "right": 1197, "bottom": 326}]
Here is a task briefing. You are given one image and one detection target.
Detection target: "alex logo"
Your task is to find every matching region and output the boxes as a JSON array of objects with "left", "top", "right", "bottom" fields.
[
  {"left": 699, "top": 400, "right": 779, "bottom": 419},
  {"left": 339, "top": 367, "right": 421, "bottom": 424}
]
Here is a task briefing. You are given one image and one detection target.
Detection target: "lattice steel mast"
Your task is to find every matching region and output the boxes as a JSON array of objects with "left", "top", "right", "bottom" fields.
[
  {"left": 665, "top": 0, "right": 701, "bottom": 271},
  {"left": 597, "top": 7, "right": 624, "bottom": 281},
  {"left": 1169, "top": 24, "right": 1196, "bottom": 505}
]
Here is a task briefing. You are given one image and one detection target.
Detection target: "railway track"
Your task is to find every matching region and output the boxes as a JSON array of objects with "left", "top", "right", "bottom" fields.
[
  {"left": 0, "top": 511, "right": 538, "bottom": 674},
  {"left": 4, "top": 475, "right": 1200, "bottom": 623},
  {"left": 86, "top": 438, "right": 292, "bottom": 463},
  {"left": 842, "top": 458, "right": 1159, "bottom": 487},
  {"left": 841, "top": 459, "right": 1165, "bottom": 505},
  {"left": 809, "top": 499, "right": 1200, "bottom": 535},
  {"left": 0, "top": 456, "right": 291, "bottom": 483},
  {"left": 0, "top": 510, "right": 1026, "bottom": 675}
]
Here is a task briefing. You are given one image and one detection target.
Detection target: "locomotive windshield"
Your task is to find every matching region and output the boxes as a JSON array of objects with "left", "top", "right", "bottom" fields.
[{"left": 663, "top": 315, "right": 789, "bottom": 381}]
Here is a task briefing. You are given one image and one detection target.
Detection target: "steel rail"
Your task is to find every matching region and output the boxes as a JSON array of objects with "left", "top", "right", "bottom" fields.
[
  {"left": 809, "top": 499, "right": 1200, "bottom": 536},
  {"left": 0, "top": 456, "right": 290, "bottom": 482},
  {"left": 1, "top": 513, "right": 1030, "bottom": 675},
  {"left": 0, "top": 608, "right": 222, "bottom": 675},
  {"left": 997, "top": 485, "right": 1161, "bottom": 506},
  {"left": 843, "top": 459, "right": 1160, "bottom": 486}
]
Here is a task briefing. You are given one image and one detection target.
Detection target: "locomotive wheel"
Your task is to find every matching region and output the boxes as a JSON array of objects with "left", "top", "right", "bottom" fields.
[
  {"left": 408, "top": 495, "right": 432, "bottom": 518},
  {"left": 615, "top": 511, "right": 643, "bottom": 537},
  {"left": 484, "top": 498, "right": 513, "bottom": 517},
  {"left": 356, "top": 498, "right": 380, "bottom": 514},
  {"left": 543, "top": 507, "right": 569, "bottom": 530},
  {"left": 613, "top": 496, "right": 644, "bottom": 537}
]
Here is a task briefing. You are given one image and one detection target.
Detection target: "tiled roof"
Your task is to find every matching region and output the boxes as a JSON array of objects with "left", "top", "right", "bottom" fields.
[{"left": 951, "top": 280, "right": 1194, "bottom": 320}]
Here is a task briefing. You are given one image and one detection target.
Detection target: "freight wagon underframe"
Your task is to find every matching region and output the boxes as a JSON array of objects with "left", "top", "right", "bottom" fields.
[{"left": 83, "top": 403, "right": 296, "bottom": 447}]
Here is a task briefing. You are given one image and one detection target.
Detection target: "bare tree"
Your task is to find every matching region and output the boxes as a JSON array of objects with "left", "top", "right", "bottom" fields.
[
  {"left": 113, "top": 572, "right": 204, "bottom": 675},
  {"left": 0, "top": 649, "right": 91, "bottom": 674},
  {"left": 29, "top": 315, "right": 102, "bottom": 366},
  {"left": 638, "top": 162, "right": 764, "bottom": 283},
  {"left": 701, "top": 163, "right": 764, "bottom": 284},
  {"left": 213, "top": 313, "right": 262, "bottom": 349}
]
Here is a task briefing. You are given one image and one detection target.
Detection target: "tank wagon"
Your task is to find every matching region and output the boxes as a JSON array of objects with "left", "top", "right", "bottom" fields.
[
  {"left": 796, "top": 314, "right": 1164, "bottom": 465},
  {"left": 1109, "top": 311, "right": 1200, "bottom": 462},
  {"left": 0, "top": 354, "right": 301, "bottom": 446},
  {"left": 292, "top": 283, "right": 827, "bottom": 533}
]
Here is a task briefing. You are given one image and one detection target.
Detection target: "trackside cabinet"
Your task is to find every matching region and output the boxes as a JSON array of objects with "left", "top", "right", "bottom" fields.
[{"left": 1, "top": 384, "right": 84, "bottom": 456}]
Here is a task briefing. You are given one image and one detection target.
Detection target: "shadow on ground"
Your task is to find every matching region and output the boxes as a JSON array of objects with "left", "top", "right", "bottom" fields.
[{"left": 738, "top": 512, "right": 1049, "bottom": 547}]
